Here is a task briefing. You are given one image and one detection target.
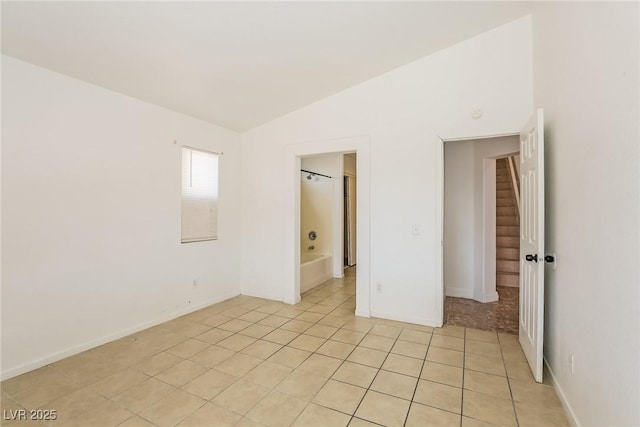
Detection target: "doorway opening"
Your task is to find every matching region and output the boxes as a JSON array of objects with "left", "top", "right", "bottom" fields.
[
  {"left": 298, "top": 152, "right": 358, "bottom": 315},
  {"left": 299, "top": 153, "right": 346, "bottom": 292},
  {"left": 442, "top": 135, "right": 521, "bottom": 334},
  {"left": 283, "top": 136, "right": 370, "bottom": 318}
]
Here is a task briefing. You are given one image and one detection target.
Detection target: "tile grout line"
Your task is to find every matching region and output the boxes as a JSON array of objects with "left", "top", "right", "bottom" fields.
[
  {"left": 291, "top": 277, "right": 418, "bottom": 424},
  {"left": 460, "top": 327, "right": 467, "bottom": 427},
  {"left": 223, "top": 273, "right": 357, "bottom": 425},
  {"left": 462, "top": 332, "right": 521, "bottom": 427},
  {"left": 401, "top": 329, "right": 434, "bottom": 427},
  {"left": 499, "top": 333, "right": 521, "bottom": 427},
  {"left": 232, "top": 281, "right": 353, "bottom": 425},
  {"left": 187, "top": 306, "right": 308, "bottom": 424},
  {"left": 346, "top": 326, "right": 402, "bottom": 425},
  {"left": 278, "top": 287, "right": 361, "bottom": 426},
  {"left": 119, "top": 299, "right": 308, "bottom": 425},
  {"left": 293, "top": 276, "right": 376, "bottom": 425}
]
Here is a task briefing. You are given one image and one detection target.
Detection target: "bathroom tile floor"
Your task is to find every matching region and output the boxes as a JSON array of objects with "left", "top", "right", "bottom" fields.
[{"left": 1, "top": 269, "right": 569, "bottom": 426}]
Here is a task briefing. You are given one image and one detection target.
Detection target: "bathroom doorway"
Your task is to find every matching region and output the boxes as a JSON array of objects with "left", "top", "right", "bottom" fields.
[
  {"left": 298, "top": 151, "right": 358, "bottom": 317},
  {"left": 283, "top": 135, "right": 371, "bottom": 317},
  {"left": 299, "top": 153, "right": 341, "bottom": 294}
]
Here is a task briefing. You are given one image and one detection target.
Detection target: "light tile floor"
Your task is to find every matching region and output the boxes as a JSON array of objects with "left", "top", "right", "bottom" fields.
[{"left": 1, "top": 268, "right": 569, "bottom": 426}]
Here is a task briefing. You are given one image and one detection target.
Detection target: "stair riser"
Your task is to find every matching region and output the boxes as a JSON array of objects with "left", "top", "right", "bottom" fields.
[
  {"left": 497, "top": 190, "right": 514, "bottom": 199},
  {"left": 497, "top": 198, "right": 515, "bottom": 207},
  {"left": 497, "top": 226, "right": 519, "bottom": 237},
  {"left": 497, "top": 237, "right": 519, "bottom": 248},
  {"left": 497, "top": 273, "right": 520, "bottom": 287},
  {"left": 497, "top": 247, "right": 519, "bottom": 260},
  {"left": 497, "top": 207, "right": 518, "bottom": 216},
  {"left": 497, "top": 183, "right": 512, "bottom": 191},
  {"left": 497, "top": 260, "right": 519, "bottom": 273},
  {"left": 497, "top": 216, "right": 519, "bottom": 226}
]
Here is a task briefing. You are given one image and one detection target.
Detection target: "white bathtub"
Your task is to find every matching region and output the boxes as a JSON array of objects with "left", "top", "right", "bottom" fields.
[{"left": 301, "top": 253, "right": 332, "bottom": 293}]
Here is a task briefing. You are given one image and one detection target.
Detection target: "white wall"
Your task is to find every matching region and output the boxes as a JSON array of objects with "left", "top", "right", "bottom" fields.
[
  {"left": 444, "top": 136, "right": 519, "bottom": 301},
  {"left": 532, "top": 3, "right": 640, "bottom": 426},
  {"left": 443, "top": 141, "right": 475, "bottom": 298},
  {"left": 300, "top": 155, "right": 339, "bottom": 258},
  {"left": 240, "top": 17, "right": 533, "bottom": 325},
  {"left": 1, "top": 56, "right": 243, "bottom": 379}
]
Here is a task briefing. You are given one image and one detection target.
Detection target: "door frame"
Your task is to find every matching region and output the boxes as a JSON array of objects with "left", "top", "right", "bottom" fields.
[
  {"left": 435, "top": 132, "right": 519, "bottom": 325},
  {"left": 344, "top": 174, "right": 357, "bottom": 267},
  {"left": 284, "top": 135, "right": 371, "bottom": 318}
]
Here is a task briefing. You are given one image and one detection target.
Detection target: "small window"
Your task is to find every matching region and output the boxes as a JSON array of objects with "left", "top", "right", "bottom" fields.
[{"left": 181, "top": 147, "right": 219, "bottom": 243}]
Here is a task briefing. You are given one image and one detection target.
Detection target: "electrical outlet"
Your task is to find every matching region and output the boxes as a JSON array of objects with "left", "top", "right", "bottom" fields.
[{"left": 377, "top": 283, "right": 382, "bottom": 292}]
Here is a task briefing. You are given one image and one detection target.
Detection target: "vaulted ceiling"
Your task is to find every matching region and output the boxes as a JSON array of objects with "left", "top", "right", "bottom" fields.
[{"left": 2, "top": 2, "right": 534, "bottom": 131}]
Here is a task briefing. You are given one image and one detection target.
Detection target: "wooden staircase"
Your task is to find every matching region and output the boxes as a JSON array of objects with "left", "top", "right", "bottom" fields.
[{"left": 496, "top": 158, "right": 520, "bottom": 287}]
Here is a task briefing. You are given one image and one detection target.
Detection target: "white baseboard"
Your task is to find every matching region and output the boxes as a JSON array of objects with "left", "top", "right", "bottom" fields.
[
  {"left": 370, "top": 310, "right": 438, "bottom": 327},
  {"left": 283, "top": 295, "right": 302, "bottom": 305},
  {"left": 240, "top": 289, "right": 285, "bottom": 303},
  {"left": 543, "top": 357, "right": 581, "bottom": 427},
  {"left": 355, "top": 308, "right": 370, "bottom": 318},
  {"left": 0, "top": 292, "right": 240, "bottom": 381},
  {"left": 446, "top": 286, "right": 498, "bottom": 303},
  {"left": 475, "top": 291, "right": 499, "bottom": 303},
  {"left": 445, "top": 286, "right": 474, "bottom": 299}
]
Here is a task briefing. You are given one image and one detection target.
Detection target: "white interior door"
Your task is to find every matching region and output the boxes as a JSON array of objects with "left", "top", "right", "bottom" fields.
[{"left": 519, "top": 108, "right": 545, "bottom": 383}]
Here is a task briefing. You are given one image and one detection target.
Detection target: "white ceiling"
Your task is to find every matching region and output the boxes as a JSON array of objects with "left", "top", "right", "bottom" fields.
[{"left": 1, "top": 2, "right": 534, "bottom": 131}]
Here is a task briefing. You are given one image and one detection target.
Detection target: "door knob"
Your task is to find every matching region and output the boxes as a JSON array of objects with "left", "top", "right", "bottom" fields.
[{"left": 525, "top": 254, "right": 538, "bottom": 262}]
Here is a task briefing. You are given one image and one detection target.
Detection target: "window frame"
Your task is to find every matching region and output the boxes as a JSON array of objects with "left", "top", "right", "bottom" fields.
[{"left": 180, "top": 145, "right": 220, "bottom": 244}]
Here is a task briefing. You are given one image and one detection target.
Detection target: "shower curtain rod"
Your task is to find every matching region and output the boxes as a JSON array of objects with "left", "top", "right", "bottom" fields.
[{"left": 301, "top": 169, "right": 333, "bottom": 179}]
